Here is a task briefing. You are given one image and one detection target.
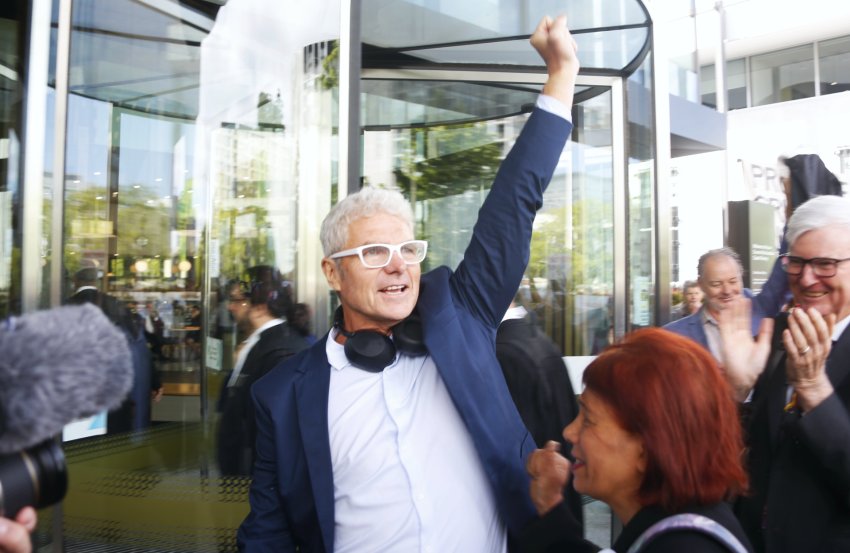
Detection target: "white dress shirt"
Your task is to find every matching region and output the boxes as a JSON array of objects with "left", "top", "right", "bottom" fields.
[{"left": 326, "top": 332, "right": 505, "bottom": 553}]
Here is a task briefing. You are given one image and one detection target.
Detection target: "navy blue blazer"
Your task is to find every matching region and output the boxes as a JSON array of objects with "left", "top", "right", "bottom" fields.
[
  {"left": 663, "top": 255, "right": 790, "bottom": 349},
  {"left": 237, "top": 108, "right": 573, "bottom": 553}
]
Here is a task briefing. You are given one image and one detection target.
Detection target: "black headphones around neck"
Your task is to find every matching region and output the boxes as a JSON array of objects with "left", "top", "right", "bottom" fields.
[{"left": 333, "top": 306, "right": 427, "bottom": 372}]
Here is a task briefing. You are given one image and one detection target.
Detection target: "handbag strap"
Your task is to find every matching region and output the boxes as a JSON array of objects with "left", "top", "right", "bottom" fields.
[{"left": 626, "top": 513, "right": 748, "bottom": 553}]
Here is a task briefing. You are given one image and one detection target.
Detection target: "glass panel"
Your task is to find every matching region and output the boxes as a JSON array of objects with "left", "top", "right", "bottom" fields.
[
  {"left": 699, "top": 59, "right": 749, "bottom": 110},
  {"left": 399, "top": 29, "right": 649, "bottom": 72},
  {"left": 363, "top": 0, "right": 649, "bottom": 48},
  {"left": 700, "top": 63, "right": 716, "bottom": 108},
  {"left": 361, "top": 79, "right": 593, "bottom": 128},
  {"left": 751, "top": 44, "right": 815, "bottom": 106},
  {"left": 727, "top": 58, "right": 748, "bottom": 110},
  {"left": 0, "top": 6, "right": 22, "bottom": 317},
  {"left": 819, "top": 34, "right": 850, "bottom": 96},
  {"left": 701, "top": 58, "right": 748, "bottom": 110},
  {"left": 361, "top": 0, "right": 651, "bottom": 73},
  {"left": 362, "top": 80, "right": 541, "bottom": 127},
  {"left": 362, "top": 80, "right": 615, "bottom": 357},
  {"left": 539, "top": 89, "right": 615, "bottom": 355},
  {"left": 628, "top": 55, "right": 656, "bottom": 330},
  {"left": 54, "top": 0, "right": 339, "bottom": 551}
]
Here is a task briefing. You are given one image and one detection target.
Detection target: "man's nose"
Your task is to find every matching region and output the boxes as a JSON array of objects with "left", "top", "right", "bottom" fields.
[
  {"left": 384, "top": 250, "right": 406, "bottom": 271},
  {"left": 797, "top": 262, "right": 821, "bottom": 285}
]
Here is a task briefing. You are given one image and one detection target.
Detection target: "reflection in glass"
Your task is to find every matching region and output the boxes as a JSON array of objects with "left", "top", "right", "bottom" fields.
[
  {"left": 361, "top": 0, "right": 650, "bottom": 73},
  {"left": 0, "top": 10, "right": 22, "bottom": 317},
  {"left": 751, "top": 44, "right": 815, "bottom": 106},
  {"left": 727, "top": 59, "right": 748, "bottom": 110},
  {"left": 628, "top": 57, "right": 656, "bottom": 332},
  {"left": 819, "top": 35, "right": 850, "bottom": 96},
  {"left": 363, "top": 85, "right": 616, "bottom": 357},
  {"left": 54, "top": 0, "right": 341, "bottom": 550}
]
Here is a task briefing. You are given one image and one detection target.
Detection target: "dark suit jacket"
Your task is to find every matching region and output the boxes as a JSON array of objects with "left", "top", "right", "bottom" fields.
[
  {"left": 663, "top": 254, "right": 790, "bottom": 350},
  {"left": 736, "top": 318, "right": 850, "bottom": 553},
  {"left": 496, "top": 313, "right": 583, "bottom": 525},
  {"left": 67, "top": 288, "right": 154, "bottom": 433},
  {"left": 237, "top": 108, "right": 572, "bottom": 552},
  {"left": 217, "top": 321, "right": 308, "bottom": 476}
]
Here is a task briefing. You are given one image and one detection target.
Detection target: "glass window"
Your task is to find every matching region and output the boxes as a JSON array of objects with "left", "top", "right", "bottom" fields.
[
  {"left": 628, "top": 59, "right": 655, "bottom": 331},
  {"left": 361, "top": 79, "right": 616, "bottom": 357},
  {"left": 819, "top": 35, "right": 850, "bottom": 96},
  {"left": 52, "top": 0, "right": 340, "bottom": 550},
  {"left": 0, "top": 8, "right": 22, "bottom": 317},
  {"left": 701, "top": 59, "right": 747, "bottom": 110},
  {"left": 360, "top": 0, "right": 650, "bottom": 74},
  {"left": 750, "top": 44, "right": 815, "bottom": 106},
  {"left": 727, "top": 58, "right": 748, "bottom": 110},
  {"left": 700, "top": 63, "right": 716, "bottom": 108}
]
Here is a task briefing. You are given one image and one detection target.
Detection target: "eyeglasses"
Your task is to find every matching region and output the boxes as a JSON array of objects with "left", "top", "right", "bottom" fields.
[
  {"left": 329, "top": 240, "right": 428, "bottom": 268},
  {"left": 780, "top": 254, "right": 850, "bottom": 277},
  {"left": 228, "top": 296, "right": 248, "bottom": 305}
]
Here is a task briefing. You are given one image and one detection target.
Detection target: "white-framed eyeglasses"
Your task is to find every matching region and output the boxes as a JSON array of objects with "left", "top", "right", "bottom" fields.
[{"left": 328, "top": 240, "right": 428, "bottom": 268}]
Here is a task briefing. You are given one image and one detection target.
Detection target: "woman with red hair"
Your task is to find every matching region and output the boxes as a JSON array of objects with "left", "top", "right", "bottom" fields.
[{"left": 520, "top": 327, "right": 753, "bottom": 552}]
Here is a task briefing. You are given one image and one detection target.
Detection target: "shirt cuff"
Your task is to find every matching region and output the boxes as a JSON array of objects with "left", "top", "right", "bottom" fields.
[{"left": 536, "top": 94, "right": 572, "bottom": 123}]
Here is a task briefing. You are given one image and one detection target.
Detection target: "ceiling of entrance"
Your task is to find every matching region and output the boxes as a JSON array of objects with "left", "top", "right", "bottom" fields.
[{"left": 54, "top": 0, "right": 650, "bottom": 125}]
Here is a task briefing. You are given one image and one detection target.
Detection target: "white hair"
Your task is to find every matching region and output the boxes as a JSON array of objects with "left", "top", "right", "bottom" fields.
[
  {"left": 786, "top": 195, "right": 850, "bottom": 246},
  {"left": 319, "top": 187, "right": 415, "bottom": 257}
]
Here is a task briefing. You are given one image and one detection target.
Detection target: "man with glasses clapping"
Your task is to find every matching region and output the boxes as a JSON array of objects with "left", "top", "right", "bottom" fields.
[
  {"left": 238, "top": 14, "right": 580, "bottom": 553},
  {"left": 717, "top": 194, "right": 850, "bottom": 553}
]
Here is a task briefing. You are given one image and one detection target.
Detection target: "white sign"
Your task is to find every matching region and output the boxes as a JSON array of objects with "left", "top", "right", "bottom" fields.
[{"left": 206, "top": 336, "right": 223, "bottom": 371}]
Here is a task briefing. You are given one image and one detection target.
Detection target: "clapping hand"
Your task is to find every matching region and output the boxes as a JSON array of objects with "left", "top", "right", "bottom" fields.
[{"left": 783, "top": 306, "right": 835, "bottom": 412}]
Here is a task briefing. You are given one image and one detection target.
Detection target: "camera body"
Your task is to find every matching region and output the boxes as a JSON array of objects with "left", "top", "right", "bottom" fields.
[{"left": 0, "top": 439, "right": 67, "bottom": 517}]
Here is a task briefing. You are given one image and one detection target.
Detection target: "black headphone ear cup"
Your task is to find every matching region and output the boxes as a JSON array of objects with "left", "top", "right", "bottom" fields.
[
  {"left": 343, "top": 333, "right": 396, "bottom": 372},
  {"left": 392, "top": 312, "right": 426, "bottom": 356}
]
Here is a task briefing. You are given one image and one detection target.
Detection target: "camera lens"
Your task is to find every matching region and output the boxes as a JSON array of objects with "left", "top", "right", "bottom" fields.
[{"left": 0, "top": 439, "right": 68, "bottom": 517}]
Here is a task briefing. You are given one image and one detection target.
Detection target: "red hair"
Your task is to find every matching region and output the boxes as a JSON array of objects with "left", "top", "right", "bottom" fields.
[{"left": 583, "top": 327, "right": 748, "bottom": 512}]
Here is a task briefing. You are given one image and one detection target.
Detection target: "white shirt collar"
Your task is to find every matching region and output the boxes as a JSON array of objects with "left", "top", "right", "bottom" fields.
[
  {"left": 326, "top": 330, "right": 351, "bottom": 371},
  {"left": 501, "top": 305, "right": 527, "bottom": 323}
]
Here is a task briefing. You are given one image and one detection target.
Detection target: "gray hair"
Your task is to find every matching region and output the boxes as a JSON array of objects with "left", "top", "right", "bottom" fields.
[
  {"left": 697, "top": 247, "right": 742, "bottom": 278},
  {"left": 320, "top": 187, "right": 415, "bottom": 257},
  {"left": 682, "top": 280, "right": 699, "bottom": 292},
  {"left": 786, "top": 195, "right": 850, "bottom": 246}
]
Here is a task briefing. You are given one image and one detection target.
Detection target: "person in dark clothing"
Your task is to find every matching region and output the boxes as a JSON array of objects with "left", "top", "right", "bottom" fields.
[
  {"left": 67, "top": 266, "right": 162, "bottom": 433},
  {"left": 520, "top": 328, "right": 752, "bottom": 553},
  {"left": 717, "top": 195, "right": 850, "bottom": 553},
  {"left": 216, "top": 267, "right": 309, "bottom": 476},
  {"left": 287, "top": 302, "right": 317, "bottom": 345},
  {"left": 497, "top": 298, "right": 582, "bottom": 527},
  {"left": 781, "top": 154, "right": 843, "bottom": 216}
]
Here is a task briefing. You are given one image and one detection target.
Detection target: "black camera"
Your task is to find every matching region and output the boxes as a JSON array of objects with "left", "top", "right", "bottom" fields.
[{"left": 0, "top": 439, "right": 68, "bottom": 517}]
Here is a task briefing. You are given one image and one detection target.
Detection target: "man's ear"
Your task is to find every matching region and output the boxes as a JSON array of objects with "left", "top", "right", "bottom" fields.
[{"left": 322, "top": 258, "right": 342, "bottom": 292}]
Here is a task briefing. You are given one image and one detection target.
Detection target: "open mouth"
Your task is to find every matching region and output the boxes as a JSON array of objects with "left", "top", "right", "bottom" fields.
[
  {"left": 802, "top": 290, "right": 828, "bottom": 299},
  {"left": 381, "top": 284, "right": 407, "bottom": 295}
]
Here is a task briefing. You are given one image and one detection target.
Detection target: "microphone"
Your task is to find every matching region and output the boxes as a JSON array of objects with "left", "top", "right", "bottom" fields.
[{"left": 0, "top": 303, "right": 134, "bottom": 455}]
